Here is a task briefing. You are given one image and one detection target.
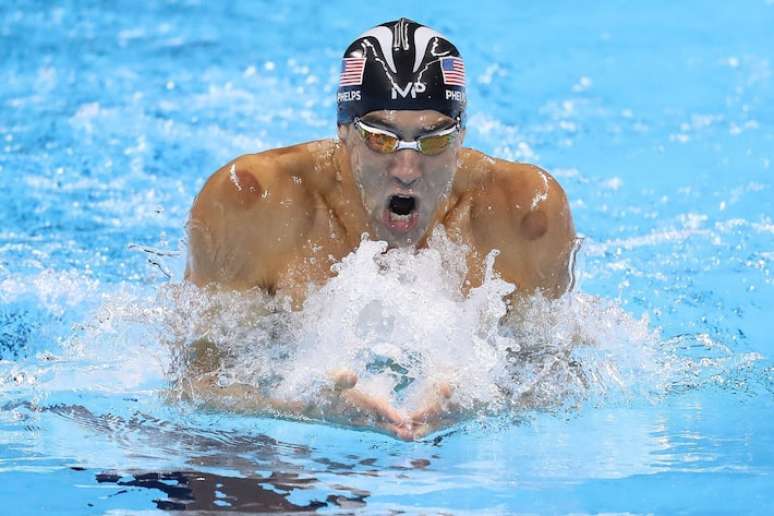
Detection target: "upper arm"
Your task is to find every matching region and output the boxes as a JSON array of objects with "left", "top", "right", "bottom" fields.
[
  {"left": 185, "top": 154, "right": 312, "bottom": 289},
  {"left": 523, "top": 169, "right": 576, "bottom": 296},
  {"left": 471, "top": 163, "right": 577, "bottom": 297}
]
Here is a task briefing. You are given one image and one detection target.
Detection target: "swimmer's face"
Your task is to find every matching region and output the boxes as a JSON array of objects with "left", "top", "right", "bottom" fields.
[{"left": 338, "top": 110, "right": 463, "bottom": 247}]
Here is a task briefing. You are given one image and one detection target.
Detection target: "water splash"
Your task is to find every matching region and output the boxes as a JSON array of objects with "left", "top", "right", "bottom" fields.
[
  {"left": 158, "top": 229, "right": 696, "bottom": 420},
  {"left": 2, "top": 229, "right": 766, "bottom": 428}
]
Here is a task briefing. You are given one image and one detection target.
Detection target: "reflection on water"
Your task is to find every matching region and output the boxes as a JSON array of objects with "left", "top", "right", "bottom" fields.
[
  {"left": 20, "top": 402, "right": 440, "bottom": 512},
  {"left": 1, "top": 0, "right": 773, "bottom": 511},
  {"left": 89, "top": 469, "right": 361, "bottom": 511},
  {"left": 3, "top": 378, "right": 772, "bottom": 513}
]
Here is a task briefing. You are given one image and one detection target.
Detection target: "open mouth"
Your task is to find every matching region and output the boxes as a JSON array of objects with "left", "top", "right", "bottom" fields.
[
  {"left": 383, "top": 194, "right": 419, "bottom": 233},
  {"left": 389, "top": 195, "right": 416, "bottom": 216}
]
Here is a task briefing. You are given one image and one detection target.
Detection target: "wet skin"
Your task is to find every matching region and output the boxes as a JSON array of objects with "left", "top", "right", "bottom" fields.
[{"left": 185, "top": 110, "right": 576, "bottom": 439}]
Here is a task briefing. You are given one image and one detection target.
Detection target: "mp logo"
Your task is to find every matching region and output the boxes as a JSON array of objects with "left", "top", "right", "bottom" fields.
[{"left": 391, "top": 82, "right": 426, "bottom": 99}]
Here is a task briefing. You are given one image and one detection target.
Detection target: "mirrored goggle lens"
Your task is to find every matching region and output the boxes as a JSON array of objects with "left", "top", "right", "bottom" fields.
[
  {"left": 360, "top": 129, "right": 399, "bottom": 153},
  {"left": 418, "top": 133, "right": 454, "bottom": 156}
]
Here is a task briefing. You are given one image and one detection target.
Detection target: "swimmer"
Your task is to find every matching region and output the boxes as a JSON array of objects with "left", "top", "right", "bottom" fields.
[{"left": 184, "top": 18, "right": 576, "bottom": 439}]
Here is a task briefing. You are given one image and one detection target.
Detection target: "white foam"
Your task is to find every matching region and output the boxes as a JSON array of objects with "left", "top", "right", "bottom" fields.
[
  {"left": 603, "top": 177, "right": 623, "bottom": 190},
  {"left": 4, "top": 230, "right": 757, "bottom": 424},
  {"left": 0, "top": 269, "right": 100, "bottom": 317},
  {"left": 0, "top": 273, "right": 168, "bottom": 397},
  {"left": 157, "top": 228, "right": 679, "bottom": 417}
]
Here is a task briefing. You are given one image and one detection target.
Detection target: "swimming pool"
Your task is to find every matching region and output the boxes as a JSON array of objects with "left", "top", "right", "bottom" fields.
[{"left": 1, "top": 0, "right": 773, "bottom": 512}]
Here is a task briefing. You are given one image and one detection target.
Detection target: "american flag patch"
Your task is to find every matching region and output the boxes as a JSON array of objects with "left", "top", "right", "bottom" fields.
[
  {"left": 339, "top": 57, "right": 366, "bottom": 87},
  {"left": 440, "top": 57, "right": 465, "bottom": 87}
]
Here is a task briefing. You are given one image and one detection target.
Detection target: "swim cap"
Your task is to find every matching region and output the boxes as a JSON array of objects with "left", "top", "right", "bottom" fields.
[{"left": 337, "top": 18, "right": 466, "bottom": 125}]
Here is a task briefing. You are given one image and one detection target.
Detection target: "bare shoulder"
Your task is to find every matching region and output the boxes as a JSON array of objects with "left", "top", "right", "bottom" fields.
[
  {"left": 458, "top": 148, "right": 576, "bottom": 296},
  {"left": 459, "top": 149, "right": 570, "bottom": 235},
  {"left": 186, "top": 140, "right": 337, "bottom": 288},
  {"left": 192, "top": 140, "right": 336, "bottom": 214}
]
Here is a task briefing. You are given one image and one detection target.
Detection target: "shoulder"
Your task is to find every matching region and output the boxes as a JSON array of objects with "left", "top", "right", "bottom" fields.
[
  {"left": 459, "top": 149, "right": 571, "bottom": 240},
  {"left": 185, "top": 141, "right": 336, "bottom": 287},
  {"left": 192, "top": 140, "right": 337, "bottom": 216},
  {"left": 460, "top": 150, "right": 576, "bottom": 295}
]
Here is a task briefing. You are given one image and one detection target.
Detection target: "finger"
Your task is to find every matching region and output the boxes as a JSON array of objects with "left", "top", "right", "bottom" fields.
[
  {"left": 341, "top": 388, "right": 407, "bottom": 426},
  {"left": 411, "top": 382, "right": 455, "bottom": 424},
  {"left": 329, "top": 368, "right": 358, "bottom": 391},
  {"left": 381, "top": 422, "right": 415, "bottom": 441},
  {"left": 437, "top": 382, "right": 453, "bottom": 399},
  {"left": 342, "top": 388, "right": 405, "bottom": 424},
  {"left": 411, "top": 402, "right": 443, "bottom": 425},
  {"left": 411, "top": 422, "right": 433, "bottom": 439}
]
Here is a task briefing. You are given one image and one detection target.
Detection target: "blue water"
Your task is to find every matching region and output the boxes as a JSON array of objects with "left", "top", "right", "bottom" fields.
[{"left": 2, "top": 0, "right": 773, "bottom": 513}]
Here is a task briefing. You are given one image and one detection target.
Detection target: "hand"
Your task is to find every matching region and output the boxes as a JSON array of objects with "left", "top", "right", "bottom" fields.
[
  {"left": 327, "top": 373, "right": 461, "bottom": 440},
  {"left": 407, "top": 382, "right": 459, "bottom": 439},
  {"left": 325, "top": 369, "right": 414, "bottom": 440}
]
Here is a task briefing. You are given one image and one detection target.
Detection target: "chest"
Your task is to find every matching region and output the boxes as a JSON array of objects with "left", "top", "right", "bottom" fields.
[{"left": 272, "top": 197, "right": 505, "bottom": 305}]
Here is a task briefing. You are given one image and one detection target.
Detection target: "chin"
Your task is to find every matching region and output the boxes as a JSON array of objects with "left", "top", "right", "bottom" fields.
[
  {"left": 388, "top": 232, "right": 422, "bottom": 248},
  {"left": 375, "top": 215, "right": 429, "bottom": 248}
]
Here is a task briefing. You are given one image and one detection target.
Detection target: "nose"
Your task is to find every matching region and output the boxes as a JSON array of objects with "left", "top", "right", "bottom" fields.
[{"left": 388, "top": 149, "right": 423, "bottom": 187}]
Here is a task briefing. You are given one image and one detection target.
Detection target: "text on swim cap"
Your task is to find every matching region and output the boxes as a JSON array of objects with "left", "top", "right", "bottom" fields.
[
  {"left": 338, "top": 90, "right": 361, "bottom": 102},
  {"left": 445, "top": 89, "right": 465, "bottom": 102},
  {"left": 391, "top": 82, "right": 426, "bottom": 99}
]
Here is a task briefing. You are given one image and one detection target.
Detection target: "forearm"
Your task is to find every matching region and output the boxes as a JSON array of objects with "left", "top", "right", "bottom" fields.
[
  {"left": 179, "top": 373, "right": 305, "bottom": 415},
  {"left": 177, "top": 368, "right": 412, "bottom": 438}
]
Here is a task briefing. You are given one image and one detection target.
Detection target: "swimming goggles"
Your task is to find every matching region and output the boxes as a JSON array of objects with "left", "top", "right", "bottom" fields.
[{"left": 353, "top": 117, "right": 460, "bottom": 156}]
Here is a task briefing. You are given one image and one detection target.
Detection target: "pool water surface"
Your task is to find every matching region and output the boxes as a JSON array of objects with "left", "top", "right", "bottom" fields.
[{"left": 1, "top": 0, "right": 773, "bottom": 513}]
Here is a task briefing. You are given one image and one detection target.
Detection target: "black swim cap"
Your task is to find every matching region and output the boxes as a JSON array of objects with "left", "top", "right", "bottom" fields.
[{"left": 337, "top": 18, "right": 466, "bottom": 126}]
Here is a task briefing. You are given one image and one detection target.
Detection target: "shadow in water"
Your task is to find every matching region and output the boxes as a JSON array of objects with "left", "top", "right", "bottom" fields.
[
  {"left": 84, "top": 469, "right": 368, "bottom": 512},
  {"left": 7, "top": 401, "right": 439, "bottom": 512}
]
